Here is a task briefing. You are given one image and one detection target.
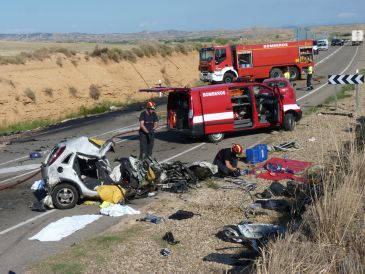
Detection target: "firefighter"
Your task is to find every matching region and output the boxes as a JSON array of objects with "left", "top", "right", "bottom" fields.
[
  {"left": 306, "top": 61, "right": 314, "bottom": 90},
  {"left": 213, "top": 144, "right": 243, "bottom": 177},
  {"left": 283, "top": 67, "right": 291, "bottom": 81},
  {"left": 139, "top": 101, "right": 159, "bottom": 160}
]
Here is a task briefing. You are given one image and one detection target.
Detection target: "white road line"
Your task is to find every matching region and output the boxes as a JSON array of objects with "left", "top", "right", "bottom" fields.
[
  {"left": 0, "top": 169, "right": 40, "bottom": 186},
  {"left": 161, "top": 143, "right": 206, "bottom": 163},
  {"left": 298, "top": 46, "right": 359, "bottom": 102},
  {"left": 315, "top": 47, "right": 343, "bottom": 67},
  {"left": 0, "top": 210, "right": 54, "bottom": 236},
  {"left": 0, "top": 164, "right": 41, "bottom": 175},
  {"left": 0, "top": 156, "right": 29, "bottom": 167}
]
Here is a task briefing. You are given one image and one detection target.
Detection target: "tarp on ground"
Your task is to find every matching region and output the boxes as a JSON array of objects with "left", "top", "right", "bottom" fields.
[{"left": 29, "top": 215, "right": 102, "bottom": 241}]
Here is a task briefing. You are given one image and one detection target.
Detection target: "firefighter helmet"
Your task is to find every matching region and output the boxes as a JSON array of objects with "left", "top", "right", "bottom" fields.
[
  {"left": 232, "top": 144, "right": 243, "bottom": 155},
  {"left": 146, "top": 101, "right": 156, "bottom": 110}
]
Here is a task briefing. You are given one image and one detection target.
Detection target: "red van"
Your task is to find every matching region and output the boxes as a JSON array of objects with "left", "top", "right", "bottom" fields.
[{"left": 140, "top": 82, "right": 302, "bottom": 143}]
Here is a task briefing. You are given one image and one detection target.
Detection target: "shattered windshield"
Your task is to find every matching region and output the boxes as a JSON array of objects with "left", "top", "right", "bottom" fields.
[{"left": 199, "top": 48, "right": 214, "bottom": 61}]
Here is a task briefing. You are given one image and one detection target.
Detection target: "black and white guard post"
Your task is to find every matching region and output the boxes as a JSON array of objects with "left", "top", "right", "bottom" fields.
[{"left": 328, "top": 73, "right": 364, "bottom": 113}]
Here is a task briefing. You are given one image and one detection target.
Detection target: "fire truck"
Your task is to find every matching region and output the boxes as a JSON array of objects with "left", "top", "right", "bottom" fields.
[{"left": 199, "top": 40, "right": 314, "bottom": 83}]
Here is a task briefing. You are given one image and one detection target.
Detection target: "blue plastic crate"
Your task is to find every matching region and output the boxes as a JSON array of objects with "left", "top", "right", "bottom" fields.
[{"left": 246, "top": 144, "right": 268, "bottom": 164}]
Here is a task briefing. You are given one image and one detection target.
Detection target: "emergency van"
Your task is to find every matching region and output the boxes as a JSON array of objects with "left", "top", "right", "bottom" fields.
[{"left": 140, "top": 81, "right": 302, "bottom": 143}]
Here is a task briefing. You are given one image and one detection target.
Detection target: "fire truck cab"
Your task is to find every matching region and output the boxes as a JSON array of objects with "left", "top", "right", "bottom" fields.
[
  {"left": 140, "top": 82, "right": 302, "bottom": 143},
  {"left": 199, "top": 40, "right": 314, "bottom": 83}
]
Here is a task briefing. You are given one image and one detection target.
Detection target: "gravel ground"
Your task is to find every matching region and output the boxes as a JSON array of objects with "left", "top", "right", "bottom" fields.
[{"left": 30, "top": 88, "right": 365, "bottom": 273}]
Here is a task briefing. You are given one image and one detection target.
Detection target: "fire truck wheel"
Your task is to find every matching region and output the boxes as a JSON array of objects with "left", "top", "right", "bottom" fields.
[
  {"left": 283, "top": 113, "right": 295, "bottom": 131},
  {"left": 207, "top": 133, "right": 224, "bottom": 143},
  {"left": 289, "top": 67, "right": 300, "bottom": 80},
  {"left": 270, "top": 68, "right": 283, "bottom": 78},
  {"left": 223, "top": 72, "right": 235, "bottom": 83}
]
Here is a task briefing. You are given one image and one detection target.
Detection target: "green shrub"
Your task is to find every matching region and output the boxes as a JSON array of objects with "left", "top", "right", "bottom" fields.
[
  {"left": 89, "top": 84, "right": 101, "bottom": 100},
  {"left": 24, "top": 88, "right": 36, "bottom": 102}
]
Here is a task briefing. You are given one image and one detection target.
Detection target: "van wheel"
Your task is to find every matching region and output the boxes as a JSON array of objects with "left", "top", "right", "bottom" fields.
[
  {"left": 289, "top": 67, "right": 300, "bottom": 80},
  {"left": 283, "top": 113, "right": 295, "bottom": 131},
  {"left": 223, "top": 73, "right": 235, "bottom": 83},
  {"left": 207, "top": 133, "right": 224, "bottom": 143},
  {"left": 52, "top": 183, "right": 79, "bottom": 209},
  {"left": 270, "top": 68, "right": 282, "bottom": 78}
]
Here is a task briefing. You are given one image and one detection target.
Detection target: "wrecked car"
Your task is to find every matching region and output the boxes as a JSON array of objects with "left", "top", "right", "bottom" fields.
[{"left": 41, "top": 137, "right": 115, "bottom": 209}]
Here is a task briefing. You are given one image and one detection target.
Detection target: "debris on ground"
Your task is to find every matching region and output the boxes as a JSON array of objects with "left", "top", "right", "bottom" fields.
[
  {"left": 162, "top": 231, "right": 180, "bottom": 245},
  {"left": 168, "top": 210, "right": 200, "bottom": 220}
]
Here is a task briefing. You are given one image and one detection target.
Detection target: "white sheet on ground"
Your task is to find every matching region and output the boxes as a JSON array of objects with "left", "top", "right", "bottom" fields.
[
  {"left": 100, "top": 204, "right": 140, "bottom": 217},
  {"left": 29, "top": 214, "right": 102, "bottom": 241}
]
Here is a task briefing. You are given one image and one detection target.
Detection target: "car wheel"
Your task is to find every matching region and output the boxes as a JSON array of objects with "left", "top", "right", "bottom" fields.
[
  {"left": 283, "top": 113, "right": 295, "bottom": 131},
  {"left": 289, "top": 67, "right": 300, "bottom": 81},
  {"left": 222, "top": 225, "right": 243, "bottom": 243},
  {"left": 223, "top": 72, "right": 235, "bottom": 83},
  {"left": 207, "top": 133, "right": 224, "bottom": 143},
  {"left": 52, "top": 183, "right": 79, "bottom": 209},
  {"left": 270, "top": 68, "right": 282, "bottom": 78}
]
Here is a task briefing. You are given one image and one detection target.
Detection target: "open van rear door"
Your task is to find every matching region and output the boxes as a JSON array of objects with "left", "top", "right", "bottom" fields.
[{"left": 199, "top": 88, "right": 234, "bottom": 134}]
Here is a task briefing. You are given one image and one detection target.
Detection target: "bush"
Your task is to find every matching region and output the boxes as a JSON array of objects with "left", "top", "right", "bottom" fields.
[
  {"left": 43, "top": 87, "right": 53, "bottom": 97},
  {"left": 24, "top": 88, "right": 36, "bottom": 102},
  {"left": 157, "top": 44, "right": 173, "bottom": 57},
  {"left": 140, "top": 44, "right": 157, "bottom": 57},
  {"left": 100, "top": 52, "right": 109, "bottom": 64},
  {"left": 123, "top": 50, "right": 137, "bottom": 63},
  {"left": 68, "top": 86, "right": 78, "bottom": 97},
  {"left": 89, "top": 84, "right": 101, "bottom": 100},
  {"left": 56, "top": 57, "right": 63, "bottom": 67},
  {"left": 175, "top": 44, "right": 189, "bottom": 55},
  {"left": 131, "top": 47, "right": 144, "bottom": 58}
]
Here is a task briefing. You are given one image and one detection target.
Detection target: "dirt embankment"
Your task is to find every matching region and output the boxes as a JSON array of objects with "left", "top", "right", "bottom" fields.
[{"left": 0, "top": 52, "right": 199, "bottom": 127}]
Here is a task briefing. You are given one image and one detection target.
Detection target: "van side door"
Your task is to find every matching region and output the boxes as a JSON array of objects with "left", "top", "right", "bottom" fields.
[{"left": 199, "top": 88, "right": 234, "bottom": 134}]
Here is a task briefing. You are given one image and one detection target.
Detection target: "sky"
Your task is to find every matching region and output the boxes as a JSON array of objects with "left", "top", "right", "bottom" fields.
[{"left": 0, "top": 0, "right": 364, "bottom": 34}]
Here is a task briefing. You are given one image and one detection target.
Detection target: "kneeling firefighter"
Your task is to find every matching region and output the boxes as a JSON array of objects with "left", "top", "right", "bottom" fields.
[{"left": 213, "top": 144, "right": 243, "bottom": 177}]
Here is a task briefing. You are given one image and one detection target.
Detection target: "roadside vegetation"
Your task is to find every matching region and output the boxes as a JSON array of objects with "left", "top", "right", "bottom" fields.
[
  {"left": 255, "top": 126, "right": 365, "bottom": 273},
  {"left": 0, "top": 100, "right": 136, "bottom": 135}
]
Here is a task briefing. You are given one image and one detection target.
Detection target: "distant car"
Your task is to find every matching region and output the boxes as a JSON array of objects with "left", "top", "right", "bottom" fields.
[
  {"left": 313, "top": 40, "right": 319, "bottom": 55},
  {"left": 331, "top": 38, "right": 344, "bottom": 46},
  {"left": 317, "top": 39, "right": 329, "bottom": 50}
]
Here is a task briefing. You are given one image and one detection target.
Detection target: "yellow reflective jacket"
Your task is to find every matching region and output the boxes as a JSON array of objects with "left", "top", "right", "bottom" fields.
[{"left": 307, "top": 65, "right": 313, "bottom": 74}]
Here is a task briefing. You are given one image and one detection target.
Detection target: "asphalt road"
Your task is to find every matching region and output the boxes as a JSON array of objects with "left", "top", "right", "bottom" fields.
[{"left": 0, "top": 43, "right": 363, "bottom": 273}]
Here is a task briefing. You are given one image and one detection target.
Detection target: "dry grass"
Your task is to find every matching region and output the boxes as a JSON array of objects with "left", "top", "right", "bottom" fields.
[
  {"left": 255, "top": 133, "right": 365, "bottom": 274},
  {"left": 89, "top": 84, "right": 101, "bottom": 100}
]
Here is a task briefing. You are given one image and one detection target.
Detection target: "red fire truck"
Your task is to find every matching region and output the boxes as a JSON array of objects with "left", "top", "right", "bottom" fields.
[
  {"left": 140, "top": 80, "right": 302, "bottom": 143},
  {"left": 199, "top": 40, "right": 314, "bottom": 83}
]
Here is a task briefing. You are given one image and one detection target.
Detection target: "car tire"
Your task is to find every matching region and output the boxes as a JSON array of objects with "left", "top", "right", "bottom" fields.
[
  {"left": 223, "top": 72, "right": 235, "bottom": 83},
  {"left": 222, "top": 225, "right": 244, "bottom": 243},
  {"left": 270, "top": 68, "right": 282, "bottom": 78},
  {"left": 52, "top": 183, "right": 79, "bottom": 209},
  {"left": 283, "top": 113, "right": 295, "bottom": 131},
  {"left": 207, "top": 133, "right": 224, "bottom": 143},
  {"left": 289, "top": 67, "right": 300, "bottom": 81}
]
